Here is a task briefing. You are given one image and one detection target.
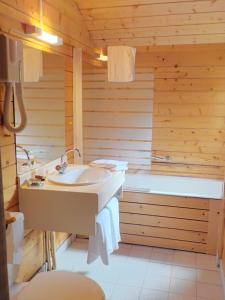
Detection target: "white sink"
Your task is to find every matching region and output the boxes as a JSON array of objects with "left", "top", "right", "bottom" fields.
[
  {"left": 48, "top": 165, "right": 111, "bottom": 186},
  {"left": 19, "top": 161, "right": 125, "bottom": 235}
]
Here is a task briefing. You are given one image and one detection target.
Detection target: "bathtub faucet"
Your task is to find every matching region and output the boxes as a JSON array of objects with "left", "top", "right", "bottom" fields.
[
  {"left": 152, "top": 155, "right": 170, "bottom": 161},
  {"left": 56, "top": 148, "right": 81, "bottom": 174}
]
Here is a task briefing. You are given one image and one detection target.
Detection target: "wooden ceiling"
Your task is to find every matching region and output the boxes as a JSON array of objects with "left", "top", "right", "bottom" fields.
[{"left": 75, "top": 0, "right": 225, "bottom": 47}]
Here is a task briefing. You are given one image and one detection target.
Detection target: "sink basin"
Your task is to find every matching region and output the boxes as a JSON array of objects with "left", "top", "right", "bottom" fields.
[
  {"left": 47, "top": 165, "right": 111, "bottom": 186},
  {"left": 19, "top": 161, "right": 125, "bottom": 235}
]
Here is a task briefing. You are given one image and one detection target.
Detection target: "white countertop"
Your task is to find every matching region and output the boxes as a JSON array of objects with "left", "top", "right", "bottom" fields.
[{"left": 124, "top": 174, "right": 224, "bottom": 199}]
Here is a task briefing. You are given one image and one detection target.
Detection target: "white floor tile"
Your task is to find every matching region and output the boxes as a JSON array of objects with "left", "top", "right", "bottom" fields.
[
  {"left": 169, "top": 278, "right": 196, "bottom": 297},
  {"left": 173, "top": 251, "right": 197, "bottom": 268},
  {"left": 143, "top": 274, "right": 171, "bottom": 291},
  {"left": 168, "top": 292, "right": 196, "bottom": 300},
  {"left": 197, "top": 282, "right": 224, "bottom": 300},
  {"left": 174, "top": 250, "right": 197, "bottom": 259},
  {"left": 151, "top": 248, "right": 174, "bottom": 264},
  {"left": 152, "top": 248, "right": 175, "bottom": 255},
  {"left": 116, "top": 258, "right": 148, "bottom": 287},
  {"left": 171, "top": 266, "right": 197, "bottom": 281},
  {"left": 113, "top": 243, "right": 132, "bottom": 257},
  {"left": 97, "top": 281, "right": 115, "bottom": 299},
  {"left": 197, "top": 269, "right": 222, "bottom": 285},
  {"left": 55, "top": 240, "right": 225, "bottom": 300},
  {"left": 57, "top": 244, "right": 88, "bottom": 271},
  {"left": 110, "top": 284, "right": 141, "bottom": 300},
  {"left": 148, "top": 262, "right": 172, "bottom": 277},
  {"left": 196, "top": 254, "right": 218, "bottom": 271},
  {"left": 151, "top": 252, "right": 174, "bottom": 264},
  {"left": 130, "top": 244, "right": 152, "bottom": 260},
  {"left": 87, "top": 264, "right": 120, "bottom": 285},
  {"left": 140, "top": 288, "right": 168, "bottom": 300}
]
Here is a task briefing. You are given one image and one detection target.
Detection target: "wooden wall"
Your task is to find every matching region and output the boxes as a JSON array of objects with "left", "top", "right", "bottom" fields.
[
  {"left": 76, "top": 0, "right": 225, "bottom": 47},
  {"left": 16, "top": 53, "right": 66, "bottom": 163},
  {"left": 0, "top": 0, "right": 92, "bottom": 50},
  {"left": 83, "top": 44, "right": 225, "bottom": 179},
  {"left": 136, "top": 45, "right": 225, "bottom": 179},
  {"left": 0, "top": 0, "right": 77, "bottom": 281},
  {"left": 83, "top": 68, "right": 153, "bottom": 173}
]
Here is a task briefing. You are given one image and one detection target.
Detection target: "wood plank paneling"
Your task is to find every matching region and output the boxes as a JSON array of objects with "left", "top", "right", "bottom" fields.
[
  {"left": 141, "top": 46, "right": 225, "bottom": 179},
  {"left": 0, "top": 0, "right": 92, "bottom": 49},
  {"left": 120, "top": 202, "right": 208, "bottom": 221},
  {"left": 83, "top": 68, "right": 153, "bottom": 173},
  {"left": 0, "top": 1, "right": 75, "bottom": 280},
  {"left": 122, "top": 234, "right": 207, "bottom": 253},
  {"left": 121, "top": 192, "right": 219, "bottom": 254},
  {"left": 76, "top": 0, "right": 225, "bottom": 47}
]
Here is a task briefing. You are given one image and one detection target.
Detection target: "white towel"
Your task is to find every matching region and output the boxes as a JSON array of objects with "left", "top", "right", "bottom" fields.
[
  {"left": 106, "top": 197, "right": 121, "bottom": 250},
  {"left": 87, "top": 208, "right": 114, "bottom": 265},
  {"left": 90, "top": 159, "right": 128, "bottom": 171},
  {"left": 108, "top": 46, "right": 136, "bottom": 82},
  {"left": 6, "top": 212, "right": 24, "bottom": 265}
]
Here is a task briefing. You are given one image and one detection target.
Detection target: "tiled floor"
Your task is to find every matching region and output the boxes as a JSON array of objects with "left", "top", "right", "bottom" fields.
[{"left": 56, "top": 239, "right": 224, "bottom": 300}]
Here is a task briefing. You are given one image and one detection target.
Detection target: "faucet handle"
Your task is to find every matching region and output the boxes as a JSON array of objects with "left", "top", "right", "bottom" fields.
[
  {"left": 55, "top": 162, "right": 68, "bottom": 174},
  {"left": 55, "top": 165, "right": 62, "bottom": 171}
]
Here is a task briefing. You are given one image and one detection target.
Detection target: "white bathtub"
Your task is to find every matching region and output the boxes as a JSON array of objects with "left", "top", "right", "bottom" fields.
[{"left": 124, "top": 174, "right": 224, "bottom": 199}]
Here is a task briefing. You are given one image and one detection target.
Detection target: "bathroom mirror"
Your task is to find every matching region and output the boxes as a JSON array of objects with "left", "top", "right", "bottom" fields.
[{"left": 15, "top": 46, "right": 66, "bottom": 174}]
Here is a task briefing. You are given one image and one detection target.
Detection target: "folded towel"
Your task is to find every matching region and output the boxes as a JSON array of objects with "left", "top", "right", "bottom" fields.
[
  {"left": 106, "top": 197, "right": 121, "bottom": 250},
  {"left": 90, "top": 159, "right": 128, "bottom": 171},
  {"left": 108, "top": 46, "right": 136, "bottom": 82},
  {"left": 87, "top": 208, "right": 114, "bottom": 265}
]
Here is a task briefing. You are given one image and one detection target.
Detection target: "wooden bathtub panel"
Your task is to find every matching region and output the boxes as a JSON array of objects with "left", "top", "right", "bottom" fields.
[
  {"left": 120, "top": 202, "right": 208, "bottom": 221},
  {"left": 121, "top": 223, "right": 207, "bottom": 243},
  {"left": 120, "top": 212, "right": 208, "bottom": 233},
  {"left": 120, "top": 192, "right": 221, "bottom": 254},
  {"left": 122, "top": 234, "right": 207, "bottom": 253},
  {"left": 123, "top": 192, "right": 209, "bottom": 209}
]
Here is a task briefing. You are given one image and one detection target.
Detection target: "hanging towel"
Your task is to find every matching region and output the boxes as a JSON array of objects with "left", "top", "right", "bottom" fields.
[
  {"left": 90, "top": 159, "right": 128, "bottom": 171},
  {"left": 87, "top": 208, "right": 114, "bottom": 265},
  {"left": 6, "top": 212, "right": 24, "bottom": 265},
  {"left": 106, "top": 197, "right": 121, "bottom": 250},
  {"left": 108, "top": 46, "right": 136, "bottom": 82}
]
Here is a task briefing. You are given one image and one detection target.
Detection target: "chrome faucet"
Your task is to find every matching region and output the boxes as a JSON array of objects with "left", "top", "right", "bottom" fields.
[
  {"left": 16, "top": 145, "right": 33, "bottom": 166},
  {"left": 56, "top": 148, "right": 81, "bottom": 174}
]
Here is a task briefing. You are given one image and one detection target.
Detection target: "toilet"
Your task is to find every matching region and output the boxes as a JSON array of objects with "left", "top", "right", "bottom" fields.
[
  {"left": 15, "top": 271, "right": 105, "bottom": 300},
  {"left": 6, "top": 212, "right": 105, "bottom": 300}
]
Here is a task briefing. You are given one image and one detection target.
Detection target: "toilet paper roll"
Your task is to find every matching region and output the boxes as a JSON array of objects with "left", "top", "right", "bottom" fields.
[{"left": 6, "top": 212, "right": 24, "bottom": 265}]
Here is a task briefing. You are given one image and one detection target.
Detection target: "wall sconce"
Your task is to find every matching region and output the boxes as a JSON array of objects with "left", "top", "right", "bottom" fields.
[
  {"left": 97, "top": 50, "right": 108, "bottom": 62},
  {"left": 23, "top": 0, "right": 63, "bottom": 46},
  {"left": 23, "top": 24, "right": 63, "bottom": 45}
]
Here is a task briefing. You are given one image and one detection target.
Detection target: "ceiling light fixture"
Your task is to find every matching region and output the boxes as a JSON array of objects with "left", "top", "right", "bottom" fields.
[{"left": 97, "top": 50, "right": 108, "bottom": 62}]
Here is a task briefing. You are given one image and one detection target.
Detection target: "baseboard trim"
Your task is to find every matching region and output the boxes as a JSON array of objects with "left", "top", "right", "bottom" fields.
[{"left": 220, "top": 259, "right": 225, "bottom": 300}]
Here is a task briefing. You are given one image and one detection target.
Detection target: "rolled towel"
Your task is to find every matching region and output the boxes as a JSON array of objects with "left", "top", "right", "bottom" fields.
[
  {"left": 87, "top": 208, "right": 114, "bottom": 265},
  {"left": 90, "top": 159, "right": 128, "bottom": 171},
  {"left": 106, "top": 197, "right": 121, "bottom": 250}
]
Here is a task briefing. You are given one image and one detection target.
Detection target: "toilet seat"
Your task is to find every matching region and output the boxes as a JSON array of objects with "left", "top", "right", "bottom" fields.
[{"left": 16, "top": 271, "right": 105, "bottom": 300}]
